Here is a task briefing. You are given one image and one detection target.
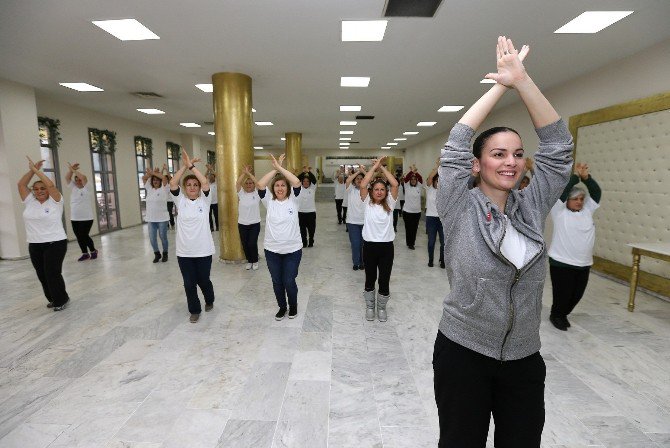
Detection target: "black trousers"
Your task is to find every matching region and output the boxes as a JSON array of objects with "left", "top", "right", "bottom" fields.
[
  {"left": 29, "top": 239, "right": 70, "bottom": 306},
  {"left": 363, "top": 241, "right": 394, "bottom": 296},
  {"left": 549, "top": 265, "right": 590, "bottom": 318},
  {"left": 209, "top": 204, "right": 219, "bottom": 231},
  {"left": 71, "top": 220, "right": 95, "bottom": 253},
  {"left": 238, "top": 222, "right": 261, "bottom": 263},
  {"left": 167, "top": 202, "right": 175, "bottom": 227},
  {"left": 177, "top": 256, "right": 215, "bottom": 314},
  {"left": 298, "top": 212, "right": 316, "bottom": 245},
  {"left": 335, "top": 199, "right": 343, "bottom": 223},
  {"left": 433, "top": 332, "right": 545, "bottom": 447},
  {"left": 403, "top": 211, "right": 421, "bottom": 246},
  {"left": 393, "top": 209, "right": 400, "bottom": 231},
  {"left": 342, "top": 206, "right": 347, "bottom": 222}
]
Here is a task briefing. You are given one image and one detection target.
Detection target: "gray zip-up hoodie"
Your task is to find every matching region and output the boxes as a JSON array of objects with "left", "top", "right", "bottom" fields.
[{"left": 437, "top": 119, "right": 573, "bottom": 361}]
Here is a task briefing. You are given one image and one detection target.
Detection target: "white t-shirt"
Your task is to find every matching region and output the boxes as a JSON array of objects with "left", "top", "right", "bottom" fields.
[
  {"left": 145, "top": 180, "right": 170, "bottom": 222},
  {"left": 69, "top": 181, "right": 94, "bottom": 221},
  {"left": 261, "top": 188, "right": 303, "bottom": 254},
  {"left": 238, "top": 188, "right": 261, "bottom": 225},
  {"left": 343, "top": 186, "right": 349, "bottom": 207},
  {"left": 174, "top": 188, "right": 215, "bottom": 257},
  {"left": 397, "top": 182, "right": 405, "bottom": 201},
  {"left": 425, "top": 185, "right": 438, "bottom": 217},
  {"left": 548, "top": 198, "right": 600, "bottom": 267},
  {"left": 362, "top": 195, "right": 397, "bottom": 242},
  {"left": 334, "top": 181, "right": 346, "bottom": 200},
  {"left": 403, "top": 183, "right": 422, "bottom": 213},
  {"left": 209, "top": 182, "right": 218, "bottom": 205},
  {"left": 500, "top": 215, "right": 529, "bottom": 270},
  {"left": 298, "top": 184, "right": 317, "bottom": 213},
  {"left": 345, "top": 185, "right": 365, "bottom": 225},
  {"left": 23, "top": 195, "right": 67, "bottom": 243}
]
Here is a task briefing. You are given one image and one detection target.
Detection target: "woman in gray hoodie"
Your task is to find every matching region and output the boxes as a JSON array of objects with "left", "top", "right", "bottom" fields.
[{"left": 433, "top": 37, "right": 573, "bottom": 447}]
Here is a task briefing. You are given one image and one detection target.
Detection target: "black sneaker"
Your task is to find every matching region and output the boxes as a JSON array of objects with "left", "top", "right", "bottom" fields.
[
  {"left": 408, "top": 245, "right": 415, "bottom": 250},
  {"left": 275, "top": 308, "right": 287, "bottom": 321},
  {"left": 53, "top": 299, "right": 69, "bottom": 312},
  {"left": 562, "top": 316, "right": 571, "bottom": 328},
  {"left": 428, "top": 261, "right": 434, "bottom": 267},
  {"left": 440, "top": 260, "right": 445, "bottom": 269},
  {"left": 308, "top": 241, "right": 314, "bottom": 247},
  {"left": 161, "top": 252, "right": 168, "bottom": 262},
  {"left": 46, "top": 302, "right": 54, "bottom": 308},
  {"left": 549, "top": 315, "right": 568, "bottom": 331},
  {"left": 205, "top": 303, "right": 213, "bottom": 312},
  {"left": 353, "top": 265, "right": 358, "bottom": 271},
  {"left": 288, "top": 307, "right": 297, "bottom": 319}
]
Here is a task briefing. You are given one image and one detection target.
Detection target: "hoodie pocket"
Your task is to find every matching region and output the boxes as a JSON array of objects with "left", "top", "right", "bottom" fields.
[
  {"left": 512, "top": 280, "right": 544, "bottom": 336},
  {"left": 458, "top": 278, "right": 509, "bottom": 337}
]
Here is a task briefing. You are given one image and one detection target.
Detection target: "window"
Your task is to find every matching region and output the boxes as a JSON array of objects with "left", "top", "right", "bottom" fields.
[
  {"left": 135, "top": 136, "right": 153, "bottom": 222},
  {"left": 166, "top": 142, "right": 181, "bottom": 174},
  {"left": 89, "top": 128, "right": 120, "bottom": 232},
  {"left": 37, "top": 117, "right": 62, "bottom": 190}
]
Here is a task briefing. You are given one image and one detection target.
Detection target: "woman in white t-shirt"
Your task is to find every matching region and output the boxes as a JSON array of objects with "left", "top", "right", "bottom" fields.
[
  {"left": 18, "top": 156, "right": 70, "bottom": 311},
  {"left": 169, "top": 151, "right": 215, "bottom": 324},
  {"left": 256, "top": 154, "right": 303, "bottom": 321},
  {"left": 359, "top": 157, "right": 399, "bottom": 322},
  {"left": 142, "top": 165, "right": 170, "bottom": 263},
  {"left": 298, "top": 176, "right": 317, "bottom": 247},
  {"left": 65, "top": 162, "right": 97, "bottom": 261},
  {"left": 236, "top": 165, "right": 261, "bottom": 271},
  {"left": 402, "top": 165, "right": 423, "bottom": 250},
  {"left": 345, "top": 166, "right": 367, "bottom": 270},
  {"left": 333, "top": 169, "right": 346, "bottom": 225},
  {"left": 547, "top": 163, "right": 602, "bottom": 331},
  {"left": 425, "top": 159, "right": 445, "bottom": 268}
]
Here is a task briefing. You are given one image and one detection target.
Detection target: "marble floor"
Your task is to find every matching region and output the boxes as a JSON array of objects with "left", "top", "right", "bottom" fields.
[{"left": 1, "top": 199, "right": 669, "bottom": 448}]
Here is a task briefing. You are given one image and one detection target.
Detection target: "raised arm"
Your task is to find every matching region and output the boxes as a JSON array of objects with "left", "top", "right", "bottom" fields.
[
  {"left": 272, "top": 154, "right": 300, "bottom": 187},
  {"left": 183, "top": 152, "right": 208, "bottom": 191},
  {"left": 17, "top": 159, "right": 41, "bottom": 201},
  {"left": 65, "top": 162, "right": 74, "bottom": 184},
  {"left": 427, "top": 158, "right": 440, "bottom": 186},
  {"left": 359, "top": 158, "right": 383, "bottom": 201},
  {"left": 169, "top": 164, "right": 187, "bottom": 191},
  {"left": 345, "top": 166, "right": 365, "bottom": 188},
  {"left": 21, "top": 156, "right": 61, "bottom": 201},
  {"left": 142, "top": 167, "right": 153, "bottom": 184},
  {"left": 575, "top": 163, "right": 601, "bottom": 203},
  {"left": 381, "top": 163, "right": 399, "bottom": 200}
]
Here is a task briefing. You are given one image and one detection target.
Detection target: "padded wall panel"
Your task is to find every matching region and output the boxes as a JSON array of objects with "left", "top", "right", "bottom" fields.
[{"left": 576, "top": 109, "right": 670, "bottom": 277}]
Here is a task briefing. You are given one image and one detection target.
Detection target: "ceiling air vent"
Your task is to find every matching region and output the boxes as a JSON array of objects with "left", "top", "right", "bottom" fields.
[
  {"left": 383, "top": 0, "right": 443, "bottom": 17},
  {"left": 355, "top": 115, "right": 375, "bottom": 120},
  {"left": 131, "top": 91, "right": 164, "bottom": 99}
]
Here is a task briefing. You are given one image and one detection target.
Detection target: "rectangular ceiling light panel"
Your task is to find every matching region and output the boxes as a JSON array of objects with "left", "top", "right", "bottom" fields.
[
  {"left": 555, "top": 11, "right": 634, "bottom": 33},
  {"left": 340, "top": 121, "right": 357, "bottom": 126},
  {"left": 341, "top": 20, "right": 388, "bottom": 42},
  {"left": 255, "top": 122, "right": 274, "bottom": 126},
  {"left": 403, "top": 131, "right": 419, "bottom": 135},
  {"left": 438, "top": 105, "right": 464, "bottom": 112},
  {"left": 180, "top": 123, "right": 201, "bottom": 128},
  {"left": 341, "top": 77, "right": 370, "bottom": 87},
  {"left": 59, "top": 83, "right": 103, "bottom": 92},
  {"left": 339, "top": 138, "right": 352, "bottom": 141},
  {"left": 480, "top": 79, "right": 496, "bottom": 84},
  {"left": 340, "top": 105, "right": 362, "bottom": 112},
  {"left": 208, "top": 132, "right": 215, "bottom": 135},
  {"left": 254, "top": 146, "right": 263, "bottom": 149},
  {"left": 195, "top": 84, "right": 213, "bottom": 92},
  {"left": 340, "top": 130, "right": 354, "bottom": 135},
  {"left": 137, "top": 108, "right": 165, "bottom": 114},
  {"left": 92, "top": 19, "right": 160, "bottom": 41},
  {"left": 417, "top": 121, "right": 436, "bottom": 127}
]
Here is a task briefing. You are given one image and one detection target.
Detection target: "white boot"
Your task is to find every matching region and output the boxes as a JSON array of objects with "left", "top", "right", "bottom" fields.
[
  {"left": 377, "top": 293, "right": 390, "bottom": 322},
  {"left": 363, "top": 290, "right": 376, "bottom": 321}
]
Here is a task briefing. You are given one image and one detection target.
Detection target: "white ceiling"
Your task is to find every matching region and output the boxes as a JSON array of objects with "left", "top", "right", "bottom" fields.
[{"left": 1, "top": 0, "right": 669, "bottom": 151}]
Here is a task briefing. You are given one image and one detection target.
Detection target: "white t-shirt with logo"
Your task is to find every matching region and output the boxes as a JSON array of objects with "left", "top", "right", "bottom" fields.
[
  {"left": 23, "top": 195, "right": 67, "bottom": 243},
  {"left": 69, "top": 181, "right": 94, "bottom": 221},
  {"left": 298, "top": 184, "right": 317, "bottom": 213},
  {"left": 238, "top": 188, "right": 261, "bottom": 225},
  {"left": 261, "top": 188, "right": 303, "bottom": 254},
  {"left": 403, "top": 182, "right": 422, "bottom": 213},
  {"left": 345, "top": 185, "right": 365, "bottom": 225},
  {"left": 334, "top": 181, "right": 346, "bottom": 200},
  {"left": 362, "top": 195, "right": 397, "bottom": 242},
  {"left": 145, "top": 180, "right": 170, "bottom": 222},
  {"left": 173, "top": 188, "right": 215, "bottom": 257},
  {"left": 548, "top": 197, "right": 600, "bottom": 267},
  {"left": 424, "top": 185, "right": 438, "bottom": 217},
  {"left": 209, "top": 182, "right": 218, "bottom": 205}
]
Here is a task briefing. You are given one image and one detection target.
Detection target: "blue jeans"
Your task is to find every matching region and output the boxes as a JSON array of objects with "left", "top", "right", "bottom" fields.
[
  {"left": 177, "top": 256, "right": 214, "bottom": 314},
  {"left": 346, "top": 223, "right": 364, "bottom": 266},
  {"left": 426, "top": 216, "right": 444, "bottom": 264},
  {"left": 265, "top": 249, "right": 302, "bottom": 309},
  {"left": 148, "top": 221, "right": 168, "bottom": 252}
]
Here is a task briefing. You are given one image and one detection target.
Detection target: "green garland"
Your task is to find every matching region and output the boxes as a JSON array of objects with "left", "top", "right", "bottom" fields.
[
  {"left": 89, "top": 128, "right": 117, "bottom": 153},
  {"left": 38, "top": 116, "right": 61, "bottom": 146},
  {"left": 134, "top": 136, "right": 153, "bottom": 159}
]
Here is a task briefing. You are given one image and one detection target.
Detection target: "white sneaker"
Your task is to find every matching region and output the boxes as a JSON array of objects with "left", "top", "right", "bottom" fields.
[
  {"left": 252, "top": 262, "right": 259, "bottom": 270},
  {"left": 245, "top": 263, "right": 252, "bottom": 270}
]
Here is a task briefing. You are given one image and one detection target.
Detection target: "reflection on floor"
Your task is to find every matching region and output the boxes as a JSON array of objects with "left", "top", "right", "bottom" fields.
[{"left": 0, "top": 201, "right": 669, "bottom": 448}]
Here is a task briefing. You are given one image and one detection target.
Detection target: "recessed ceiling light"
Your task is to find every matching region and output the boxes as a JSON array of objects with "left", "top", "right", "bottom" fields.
[
  {"left": 340, "top": 130, "right": 354, "bottom": 135},
  {"left": 137, "top": 108, "right": 165, "bottom": 114},
  {"left": 394, "top": 138, "right": 407, "bottom": 141},
  {"left": 381, "top": 146, "right": 391, "bottom": 149},
  {"left": 417, "top": 122, "right": 436, "bottom": 127},
  {"left": 340, "top": 137, "right": 352, "bottom": 141},
  {"left": 208, "top": 132, "right": 215, "bottom": 135},
  {"left": 555, "top": 11, "right": 634, "bottom": 33},
  {"left": 340, "top": 144, "right": 350, "bottom": 147},
  {"left": 92, "top": 19, "right": 160, "bottom": 41},
  {"left": 403, "top": 131, "right": 419, "bottom": 135},
  {"left": 438, "top": 105, "right": 464, "bottom": 112},
  {"left": 195, "top": 84, "right": 213, "bottom": 92},
  {"left": 341, "top": 77, "right": 370, "bottom": 87},
  {"left": 180, "top": 123, "right": 201, "bottom": 128},
  {"left": 387, "top": 143, "right": 399, "bottom": 146},
  {"left": 480, "top": 79, "right": 496, "bottom": 84},
  {"left": 59, "top": 83, "right": 103, "bottom": 92},
  {"left": 341, "top": 20, "right": 388, "bottom": 42},
  {"left": 254, "top": 146, "right": 263, "bottom": 149},
  {"left": 340, "top": 105, "right": 362, "bottom": 112},
  {"left": 255, "top": 121, "right": 273, "bottom": 126},
  {"left": 340, "top": 121, "right": 357, "bottom": 126},
  {"left": 252, "top": 108, "right": 257, "bottom": 113},
  {"left": 281, "top": 137, "right": 286, "bottom": 141}
]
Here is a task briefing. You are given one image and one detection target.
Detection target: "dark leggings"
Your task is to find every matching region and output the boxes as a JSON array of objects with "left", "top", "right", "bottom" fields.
[
  {"left": 177, "top": 256, "right": 215, "bottom": 314},
  {"left": 238, "top": 222, "right": 261, "bottom": 263},
  {"left": 433, "top": 332, "right": 545, "bottom": 447},
  {"left": 298, "top": 212, "right": 316, "bottom": 245},
  {"left": 362, "top": 241, "right": 394, "bottom": 296},
  {"left": 29, "top": 239, "right": 70, "bottom": 306},
  {"left": 71, "top": 220, "right": 95, "bottom": 253},
  {"left": 167, "top": 202, "right": 175, "bottom": 227},
  {"left": 335, "top": 199, "right": 343, "bottom": 223},
  {"left": 209, "top": 204, "right": 219, "bottom": 231},
  {"left": 403, "top": 211, "right": 421, "bottom": 246},
  {"left": 342, "top": 206, "right": 347, "bottom": 222},
  {"left": 549, "top": 264, "right": 590, "bottom": 318}
]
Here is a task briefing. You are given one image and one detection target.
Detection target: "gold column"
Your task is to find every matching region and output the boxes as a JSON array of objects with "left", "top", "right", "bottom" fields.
[
  {"left": 285, "top": 132, "right": 302, "bottom": 174},
  {"left": 212, "top": 72, "right": 253, "bottom": 262},
  {"left": 387, "top": 156, "right": 396, "bottom": 175}
]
